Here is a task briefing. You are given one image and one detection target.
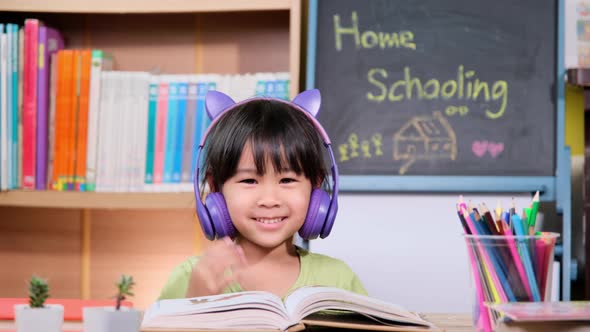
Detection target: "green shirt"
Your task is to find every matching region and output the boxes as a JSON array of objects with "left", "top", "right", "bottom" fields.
[{"left": 158, "top": 247, "right": 367, "bottom": 300}]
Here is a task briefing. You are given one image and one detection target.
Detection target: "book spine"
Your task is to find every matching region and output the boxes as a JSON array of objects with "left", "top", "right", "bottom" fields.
[
  {"left": 191, "top": 81, "right": 207, "bottom": 178},
  {"left": 144, "top": 76, "right": 159, "bottom": 185},
  {"left": 10, "top": 24, "right": 18, "bottom": 189},
  {"left": 22, "top": 19, "right": 40, "bottom": 189},
  {"left": 74, "top": 50, "right": 91, "bottom": 191},
  {"left": 0, "top": 26, "right": 7, "bottom": 190},
  {"left": 173, "top": 80, "right": 187, "bottom": 183},
  {"left": 46, "top": 53, "right": 58, "bottom": 190},
  {"left": 85, "top": 50, "right": 113, "bottom": 191},
  {"left": 163, "top": 80, "right": 178, "bottom": 183},
  {"left": 5, "top": 24, "right": 13, "bottom": 189},
  {"left": 35, "top": 26, "right": 47, "bottom": 190},
  {"left": 17, "top": 27, "right": 24, "bottom": 188},
  {"left": 153, "top": 79, "right": 168, "bottom": 186},
  {"left": 181, "top": 79, "right": 197, "bottom": 183},
  {"left": 36, "top": 27, "right": 63, "bottom": 189},
  {"left": 134, "top": 73, "right": 149, "bottom": 191}
]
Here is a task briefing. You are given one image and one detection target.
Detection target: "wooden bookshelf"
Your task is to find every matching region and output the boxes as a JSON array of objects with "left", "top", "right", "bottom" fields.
[
  {"left": 0, "top": 0, "right": 301, "bottom": 308},
  {"left": 0, "top": 190, "right": 196, "bottom": 209},
  {"left": 0, "top": 0, "right": 292, "bottom": 14}
]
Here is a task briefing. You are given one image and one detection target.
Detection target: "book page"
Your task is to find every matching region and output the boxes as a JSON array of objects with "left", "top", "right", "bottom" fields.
[
  {"left": 284, "top": 286, "right": 432, "bottom": 327},
  {"left": 142, "top": 291, "right": 296, "bottom": 330}
]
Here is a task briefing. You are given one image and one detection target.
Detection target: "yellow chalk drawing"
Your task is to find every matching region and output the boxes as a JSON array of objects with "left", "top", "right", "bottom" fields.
[{"left": 393, "top": 111, "right": 457, "bottom": 174}]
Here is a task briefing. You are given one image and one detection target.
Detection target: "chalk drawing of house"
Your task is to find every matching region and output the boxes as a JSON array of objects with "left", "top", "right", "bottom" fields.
[{"left": 393, "top": 111, "right": 457, "bottom": 174}]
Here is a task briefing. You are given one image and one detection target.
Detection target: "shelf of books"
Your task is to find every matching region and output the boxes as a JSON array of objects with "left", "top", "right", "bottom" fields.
[
  {"left": 0, "top": 0, "right": 293, "bottom": 13},
  {"left": 0, "top": 1, "right": 300, "bottom": 308},
  {"left": 0, "top": 1, "right": 300, "bottom": 201}
]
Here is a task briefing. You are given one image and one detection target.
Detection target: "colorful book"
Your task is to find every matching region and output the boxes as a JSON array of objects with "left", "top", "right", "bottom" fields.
[
  {"left": 73, "top": 50, "right": 92, "bottom": 191},
  {"left": 163, "top": 80, "right": 178, "bottom": 183},
  {"left": 22, "top": 18, "right": 42, "bottom": 189},
  {"left": 173, "top": 80, "right": 188, "bottom": 183},
  {"left": 153, "top": 78, "right": 169, "bottom": 185},
  {"left": 9, "top": 24, "right": 18, "bottom": 189},
  {"left": 17, "top": 27, "right": 23, "bottom": 188},
  {"left": 4, "top": 24, "right": 13, "bottom": 190},
  {"left": 52, "top": 50, "right": 74, "bottom": 191},
  {"left": 46, "top": 53, "right": 58, "bottom": 190},
  {"left": 36, "top": 26, "right": 64, "bottom": 190},
  {"left": 181, "top": 80, "right": 198, "bottom": 183},
  {"left": 85, "top": 50, "right": 113, "bottom": 191},
  {"left": 144, "top": 76, "right": 159, "bottom": 185},
  {"left": 1, "top": 25, "right": 7, "bottom": 190}
]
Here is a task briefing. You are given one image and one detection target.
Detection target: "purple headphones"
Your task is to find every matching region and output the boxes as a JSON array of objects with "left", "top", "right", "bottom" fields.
[{"left": 193, "top": 89, "right": 339, "bottom": 241}]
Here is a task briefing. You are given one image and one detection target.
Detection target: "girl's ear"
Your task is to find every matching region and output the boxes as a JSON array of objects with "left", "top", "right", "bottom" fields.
[{"left": 205, "top": 172, "right": 218, "bottom": 192}]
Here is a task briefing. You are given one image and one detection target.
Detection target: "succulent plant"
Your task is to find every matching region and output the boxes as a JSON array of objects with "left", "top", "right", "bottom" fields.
[
  {"left": 115, "top": 275, "right": 135, "bottom": 310},
  {"left": 28, "top": 276, "right": 49, "bottom": 308}
]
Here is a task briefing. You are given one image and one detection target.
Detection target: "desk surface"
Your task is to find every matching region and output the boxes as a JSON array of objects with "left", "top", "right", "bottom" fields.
[{"left": 0, "top": 313, "right": 474, "bottom": 332}]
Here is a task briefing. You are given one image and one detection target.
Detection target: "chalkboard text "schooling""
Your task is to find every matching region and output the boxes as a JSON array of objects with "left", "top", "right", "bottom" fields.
[{"left": 366, "top": 66, "right": 508, "bottom": 119}]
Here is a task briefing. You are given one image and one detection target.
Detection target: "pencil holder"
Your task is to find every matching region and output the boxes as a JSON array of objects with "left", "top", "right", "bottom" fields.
[{"left": 463, "top": 232, "right": 559, "bottom": 332}]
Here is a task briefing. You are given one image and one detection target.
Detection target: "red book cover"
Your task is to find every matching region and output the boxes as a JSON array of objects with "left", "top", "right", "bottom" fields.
[{"left": 22, "top": 19, "right": 42, "bottom": 189}]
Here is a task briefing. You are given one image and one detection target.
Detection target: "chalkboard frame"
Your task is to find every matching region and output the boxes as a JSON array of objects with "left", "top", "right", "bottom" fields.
[{"left": 306, "top": 0, "right": 572, "bottom": 300}]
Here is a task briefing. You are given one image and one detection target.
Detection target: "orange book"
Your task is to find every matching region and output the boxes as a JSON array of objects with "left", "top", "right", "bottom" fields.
[
  {"left": 52, "top": 50, "right": 74, "bottom": 191},
  {"left": 74, "top": 50, "right": 92, "bottom": 191},
  {"left": 64, "top": 50, "right": 81, "bottom": 190}
]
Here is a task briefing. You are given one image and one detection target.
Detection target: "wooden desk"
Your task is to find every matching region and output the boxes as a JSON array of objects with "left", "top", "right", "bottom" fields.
[{"left": 0, "top": 313, "right": 474, "bottom": 331}]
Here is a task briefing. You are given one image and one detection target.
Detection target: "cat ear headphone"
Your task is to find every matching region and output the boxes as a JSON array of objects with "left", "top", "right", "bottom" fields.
[{"left": 193, "top": 89, "right": 339, "bottom": 241}]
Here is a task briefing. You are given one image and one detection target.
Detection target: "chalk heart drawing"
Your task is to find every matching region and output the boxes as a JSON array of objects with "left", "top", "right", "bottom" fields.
[
  {"left": 488, "top": 142, "right": 504, "bottom": 158},
  {"left": 472, "top": 141, "right": 505, "bottom": 158},
  {"left": 472, "top": 141, "right": 488, "bottom": 157}
]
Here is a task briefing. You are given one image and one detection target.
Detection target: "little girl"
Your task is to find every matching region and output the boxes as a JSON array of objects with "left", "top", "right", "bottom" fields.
[{"left": 159, "top": 89, "right": 366, "bottom": 299}]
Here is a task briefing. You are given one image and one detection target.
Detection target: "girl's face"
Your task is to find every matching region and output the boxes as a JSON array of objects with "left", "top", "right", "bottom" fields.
[{"left": 221, "top": 143, "right": 312, "bottom": 249}]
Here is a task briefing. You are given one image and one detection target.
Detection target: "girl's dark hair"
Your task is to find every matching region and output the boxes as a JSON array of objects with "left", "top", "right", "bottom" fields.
[{"left": 203, "top": 99, "right": 328, "bottom": 191}]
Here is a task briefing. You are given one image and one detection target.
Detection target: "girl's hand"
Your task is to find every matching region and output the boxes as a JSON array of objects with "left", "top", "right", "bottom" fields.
[{"left": 186, "top": 237, "right": 248, "bottom": 297}]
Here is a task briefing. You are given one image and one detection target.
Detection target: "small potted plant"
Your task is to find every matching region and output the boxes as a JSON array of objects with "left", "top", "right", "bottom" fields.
[
  {"left": 83, "top": 274, "right": 141, "bottom": 332},
  {"left": 14, "top": 276, "right": 64, "bottom": 332}
]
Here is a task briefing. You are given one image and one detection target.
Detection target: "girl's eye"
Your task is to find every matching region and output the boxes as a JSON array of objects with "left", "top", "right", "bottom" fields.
[
  {"left": 280, "top": 178, "right": 297, "bottom": 184},
  {"left": 240, "top": 179, "right": 257, "bottom": 184}
]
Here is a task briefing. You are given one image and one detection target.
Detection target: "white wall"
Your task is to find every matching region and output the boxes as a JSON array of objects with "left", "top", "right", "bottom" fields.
[{"left": 309, "top": 193, "right": 531, "bottom": 313}]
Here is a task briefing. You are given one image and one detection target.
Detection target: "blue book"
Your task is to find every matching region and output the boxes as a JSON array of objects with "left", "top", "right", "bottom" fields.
[
  {"left": 172, "top": 81, "right": 188, "bottom": 183},
  {"left": 144, "top": 79, "right": 158, "bottom": 184},
  {"left": 10, "top": 24, "right": 18, "bottom": 189},
  {"left": 163, "top": 81, "right": 178, "bottom": 183},
  {"left": 191, "top": 82, "right": 208, "bottom": 180},
  {"left": 5, "top": 24, "right": 13, "bottom": 189}
]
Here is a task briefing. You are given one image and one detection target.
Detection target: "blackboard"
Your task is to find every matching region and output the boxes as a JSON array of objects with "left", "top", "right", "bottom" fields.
[{"left": 310, "top": 0, "right": 557, "bottom": 176}]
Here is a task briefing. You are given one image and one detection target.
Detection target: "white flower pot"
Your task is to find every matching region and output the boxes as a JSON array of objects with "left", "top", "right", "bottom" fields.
[
  {"left": 14, "top": 304, "right": 64, "bottom": 332},
  {"left": 83, "top": 306, "right": 141, "bottom": 332}
]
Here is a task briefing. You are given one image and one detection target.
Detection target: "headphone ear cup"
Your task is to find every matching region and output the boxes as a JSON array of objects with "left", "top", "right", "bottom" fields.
[
  {"left": 205, "top": 193, "right": 237, "bottom": 238},
  {"left": 320, "top": 197, "right": 337, "bottom": 238},
  {"left": 196, "top": 199, "right": 216, "bottom": 241},
  {"left": 299, "top": 189, "right": 330, "bottom": 240}
]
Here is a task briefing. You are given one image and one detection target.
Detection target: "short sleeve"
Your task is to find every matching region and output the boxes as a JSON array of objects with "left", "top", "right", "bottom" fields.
[
  {"left": 158, "top": 257, "right": 199, "bottom": 300},
  {"left": 348, "top": 272, "right": 368, "bottom": 296}
]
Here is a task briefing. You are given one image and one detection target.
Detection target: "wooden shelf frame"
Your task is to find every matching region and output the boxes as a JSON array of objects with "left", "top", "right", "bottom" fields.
[
  {"left": 0, "top": 190, "right": 196, "bottom": 209},
  {"left": 0, "top": 0, "right": 292, "bottom": 14},
  {"left": 0, "top": 0, "right": 301, "bottom": 305}
]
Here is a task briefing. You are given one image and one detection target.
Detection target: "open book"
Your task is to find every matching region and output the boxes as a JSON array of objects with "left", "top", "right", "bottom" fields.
[{"left": 141, "top": 286, "right": 439, "bottom": 331}]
